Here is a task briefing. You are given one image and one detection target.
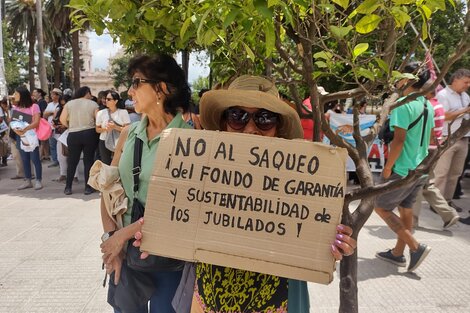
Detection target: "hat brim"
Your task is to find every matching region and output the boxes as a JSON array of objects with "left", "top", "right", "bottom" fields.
[{"left": 199, "top": 90, "right": 303, "bottom": 139}]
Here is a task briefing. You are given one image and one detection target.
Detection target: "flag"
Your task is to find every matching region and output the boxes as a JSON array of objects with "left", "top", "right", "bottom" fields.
[{"left": 425, "top": 51, "right": 443, "bottom": 92}]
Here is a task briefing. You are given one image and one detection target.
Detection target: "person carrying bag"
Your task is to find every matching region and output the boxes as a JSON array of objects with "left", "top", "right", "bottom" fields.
[
  {"left": 99, "top": 54, "right": 194, "bottom": 313},
  {"left": 104, "top": 110, "right": 122, "bottom": 152},
  {"left": 96, "top": 91, "right": 130, "bottom": 165}
]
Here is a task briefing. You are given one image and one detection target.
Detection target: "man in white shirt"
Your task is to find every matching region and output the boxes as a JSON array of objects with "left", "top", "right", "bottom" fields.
[
  {"left": 434, "top": 69, "right": 470, "bottom": 213},
  {"left": 43, "top": 88, "right": 62, "bottom": 167}
]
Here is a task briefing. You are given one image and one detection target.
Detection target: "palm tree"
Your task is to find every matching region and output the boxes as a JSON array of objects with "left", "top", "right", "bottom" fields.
[
  {"left": 6, "top": 0, "right": 37, "bottom": 90},
  {"left": 46, "top": 0, "right": 87, "bottom": 91},
  {"left": 35, "top": 0, "right": 47, "bottom": 92},
  {"left": 45, "top": 0, "right": 72, "bottom": 89}
]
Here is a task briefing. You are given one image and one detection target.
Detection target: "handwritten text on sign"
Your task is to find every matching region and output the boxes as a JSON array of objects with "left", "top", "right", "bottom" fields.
[{"left": 142, "top": 129, "right": 347, "bottom": 284}]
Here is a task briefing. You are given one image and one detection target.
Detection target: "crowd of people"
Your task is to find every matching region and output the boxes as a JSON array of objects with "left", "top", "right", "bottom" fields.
[
  {"left": 0, "top": 84, "right": 139, "bottom": 195},
  {"left": 0, "top": 53, "right": 469, "bottom": 313}
]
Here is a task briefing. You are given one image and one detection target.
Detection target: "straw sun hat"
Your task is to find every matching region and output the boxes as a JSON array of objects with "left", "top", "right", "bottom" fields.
[{"left": 199, "top": 75, "right": 303, "bottom": 139}]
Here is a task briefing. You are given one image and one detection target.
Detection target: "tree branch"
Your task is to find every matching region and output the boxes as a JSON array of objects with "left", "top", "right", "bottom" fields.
[{"left": 347, "top": 119, "right": 470, "bottom": 201}]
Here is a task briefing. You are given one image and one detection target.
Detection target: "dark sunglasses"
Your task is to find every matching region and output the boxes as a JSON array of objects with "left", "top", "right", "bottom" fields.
[
  {"left": 224, "top": 107, "right": 280, "bottom": 131},
  {"left": 131, "top": 77, "right": 158, "bottom": 89}
]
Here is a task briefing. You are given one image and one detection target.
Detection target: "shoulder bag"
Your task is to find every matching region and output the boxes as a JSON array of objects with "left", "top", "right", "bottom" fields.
[
  {"left": 36, "top": 117, "right": 52, "bottom": 140},
  {"left": 105, "top": 109, "right": 122, "bottom": 152},
  {"left": 107, "top": 259, "right": 156, "bottom": 312},
  {"left": 126, "top": 135, "right": 185, "bottom": 272}
]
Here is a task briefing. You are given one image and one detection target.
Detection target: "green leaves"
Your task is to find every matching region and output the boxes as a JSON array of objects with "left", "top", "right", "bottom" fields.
[
  {"left": 392, "top": 70, "right": 417, "bottom": 82},
  {"left": 223, "top": 9, "right": 240, "bottom": 28},
  {"left": 392, "top": 0, "right": 415, "bottom": 4},
  {"left": 243, "top": 42, "right": 255, "bottom": 60},
  {"left": 331, "top": 0, "right": 350, "bottom": 10},
  {"left": 426, "top": 0, "right": 446, "bottom": 11},
  {"left": 375, "top": 58, "right": 390, "bottom": 73},
  {"left": 254, "top": 0, "right": 274, "bottom": 20},
  {"left": 330, "top": 25, "right": 353, "bottom": 39},
  {"left": 180, "top": 17, "right": 193, "bottom": 40},
  {"left": 264, "top": 23, "right": 275, "bottom": 56},
  {"left": 356, "top": 67, "right": 376, "bottom": 81},
  {"left": 391, "top": 6, "right": 411, "bottom": 27},
  {"left": 355, "top": 14, "right": 382, "bottom": 33},
  {"left": 140, "top": 24, "right": 155, "bottom": 42},
  {"left": 352, "top": 43, "right": 369, "bottom": 61},
  {"left": 356, "top": 0, "right": 381, "bottom": 14}
]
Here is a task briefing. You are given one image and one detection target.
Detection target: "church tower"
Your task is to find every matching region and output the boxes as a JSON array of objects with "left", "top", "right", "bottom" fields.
[{"left": 79, "top": 33, "right": 92, "bottom": 73}]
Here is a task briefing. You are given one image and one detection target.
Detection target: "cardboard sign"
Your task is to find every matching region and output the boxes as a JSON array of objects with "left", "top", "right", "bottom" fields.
[{"left": 142, "top": 129, "right": 347, "bottom": 284}]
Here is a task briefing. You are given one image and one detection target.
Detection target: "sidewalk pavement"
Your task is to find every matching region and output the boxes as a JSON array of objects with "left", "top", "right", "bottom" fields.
[{"left": 0, "top": 160, "right": 469, "bottom": 313}]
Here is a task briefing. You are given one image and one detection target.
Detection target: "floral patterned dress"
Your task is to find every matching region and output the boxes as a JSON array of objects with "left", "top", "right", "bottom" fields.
[{"left": 194, "top": 263, "right": 288, "bottom": 313}]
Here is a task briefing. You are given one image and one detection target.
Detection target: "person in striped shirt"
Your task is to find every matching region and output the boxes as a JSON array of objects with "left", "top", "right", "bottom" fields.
[{"left": 412, "top": 80, "right": 460, "bottom": 229}]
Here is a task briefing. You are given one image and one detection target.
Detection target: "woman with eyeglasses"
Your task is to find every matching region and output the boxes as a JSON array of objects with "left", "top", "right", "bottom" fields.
[
  {"left": 95, "top": 91, "right": 130, "bottom": 165},
  {"left": 99, "top": 54, "right": 194, "bottom": 313},
  {"left": 60, "top": 86, "right": 99, "bottom": 195},
  {"left": 131, "top": 75, "right": 357, "bottom": 313}
]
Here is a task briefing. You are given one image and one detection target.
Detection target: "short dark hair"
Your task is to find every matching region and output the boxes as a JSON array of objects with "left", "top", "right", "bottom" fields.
[
  {"left": 62, "top": 94, "right": 72, "bottom": 104},
  {"left": 97, "top": 90, "right": 109, "bottom": 100},
  {"left": 107, "top": 90, "right": 125, "bottom": 109},
  {"left": 403, "top": 62, "right": 430, "bottom": 89},
  {"left": 73, "top": 86, "right": 91, "bottom": 99},
  {"left": 15, "top": 86, "right": 33, "bottom": 108},
  {"left": 34, "top": 88, "right": 46, "bottom": 98},
  {"left": 450, "top": 68, "right": 470, "bottom": 84},
  {"left": 127, "top": 54, "right": 191, "bottom": 115}
]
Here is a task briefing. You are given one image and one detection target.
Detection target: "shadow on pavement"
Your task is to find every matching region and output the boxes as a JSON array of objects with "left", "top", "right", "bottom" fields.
[{"left": 357, "top": 257, "right": 423, "bottom": 282}]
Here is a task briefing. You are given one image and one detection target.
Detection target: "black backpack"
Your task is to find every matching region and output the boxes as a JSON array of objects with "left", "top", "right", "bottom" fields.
[{"left": 378, "top": 97, "right": 428, "bottom": 145}]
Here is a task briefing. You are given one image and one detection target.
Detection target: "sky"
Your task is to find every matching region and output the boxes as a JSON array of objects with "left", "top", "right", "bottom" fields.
[{"left": 87, "top": 31, "right": 210, "bottom": 84}]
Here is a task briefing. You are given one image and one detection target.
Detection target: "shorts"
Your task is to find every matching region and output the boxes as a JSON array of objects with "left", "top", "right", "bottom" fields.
[{"left": 375, "top": 172, "right": 426, "bottom": 211}]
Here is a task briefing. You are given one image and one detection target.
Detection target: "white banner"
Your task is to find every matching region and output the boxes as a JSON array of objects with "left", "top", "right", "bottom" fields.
[{"left": 323, "top": 113, "right": 387, "bottom": 172}]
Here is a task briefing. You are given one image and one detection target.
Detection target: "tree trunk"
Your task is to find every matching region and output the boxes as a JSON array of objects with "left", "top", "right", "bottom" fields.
[
  {"left": 35, "top": 0, "right": 48, "bottom": 93},
  {"left": 51, "top": 40, "right": 61, "bottom": 88},
  {"left": 339, "top": 253, "right": 358, "bottom": 313},
  {"left": 265, "top": 57, "right": 272, "bottom": 77},
  {"left": 28, "top": 32, "right": 35, "bottom": 91},
  {"left": 181, "top": 49, "right": 190, "bottom": 82},
  {"left": 71, "top": 31, "right": 80, "bottom": 90}
]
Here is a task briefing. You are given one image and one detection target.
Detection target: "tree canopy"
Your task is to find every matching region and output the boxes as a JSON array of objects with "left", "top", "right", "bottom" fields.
[{"left": 68, "top": 1, "right": 470, "bottom": 312}]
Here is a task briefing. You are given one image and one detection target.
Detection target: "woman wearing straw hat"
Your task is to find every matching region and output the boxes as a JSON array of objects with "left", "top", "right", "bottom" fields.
[
  {"left": 192, "top": 75, "right": 356, "bottom": 312},
  {"left": 132, "top": 75, "right": 357, "bottom": 313}
]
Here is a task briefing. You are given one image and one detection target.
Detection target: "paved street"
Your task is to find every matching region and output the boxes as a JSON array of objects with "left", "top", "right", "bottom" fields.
[{"left": 0, "top": 160, "right": 469, "bottom": 313}]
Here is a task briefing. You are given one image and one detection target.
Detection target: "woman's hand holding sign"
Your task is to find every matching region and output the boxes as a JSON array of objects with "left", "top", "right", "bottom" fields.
[
  {"left": 331, "top": 224, "right": 356, "bottom": 260},
  {"left": 132, "top": 228, "right": 150, "bottom": 259}
]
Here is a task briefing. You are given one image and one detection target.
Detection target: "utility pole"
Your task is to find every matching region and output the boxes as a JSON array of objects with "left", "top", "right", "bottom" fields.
[{"left": 0, "top": 3, "right": 8, "bottom": 97}]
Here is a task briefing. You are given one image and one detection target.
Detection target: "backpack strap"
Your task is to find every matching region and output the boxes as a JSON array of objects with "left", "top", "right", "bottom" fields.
[
  {"left": 132, "top": 137, "right": 144, "bottom": 194},
  {"left": 107, "top": 109, "right": 123, "bottom": 127},
  {"left": 406, "top": 97, "right": 428, "bottom": 146},
  {"left": 420, "top": 100, "right": 429, "bottom": 147}
]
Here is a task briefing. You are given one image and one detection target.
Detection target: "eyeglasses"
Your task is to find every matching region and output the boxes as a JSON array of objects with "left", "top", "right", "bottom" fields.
[
  {"left": 131, "top": 77, "right": 157, "bottom": 89},
  {"left": 105, "top": 98, "right": 114, "bottom": 101},
  {"left": 224, "top": 107, "right": 280, "bottom": 131}
]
